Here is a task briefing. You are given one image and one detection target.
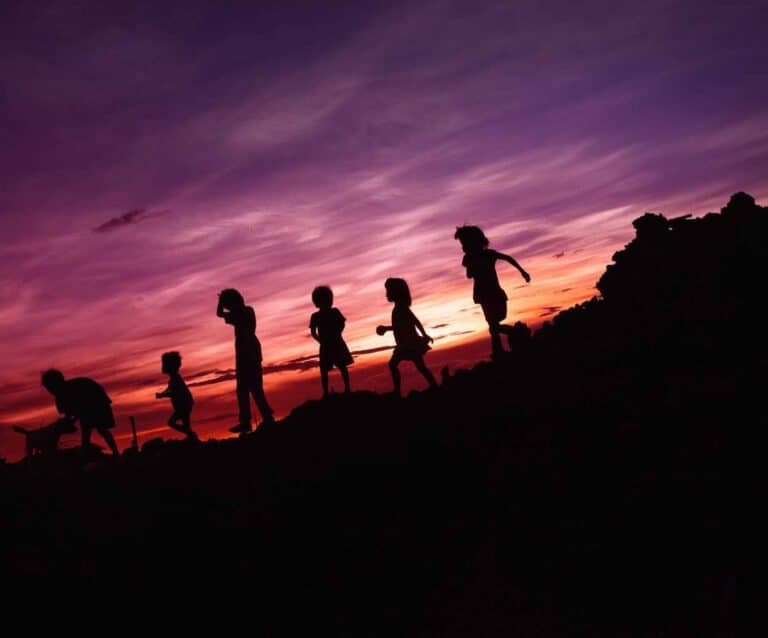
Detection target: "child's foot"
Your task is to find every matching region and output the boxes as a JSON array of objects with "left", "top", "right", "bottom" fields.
[{"left": 229, "top": 423, "right": 252, "bottom": 434}]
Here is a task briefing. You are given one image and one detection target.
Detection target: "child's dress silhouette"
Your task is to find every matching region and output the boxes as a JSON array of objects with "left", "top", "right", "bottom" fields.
[
  {"left": 462, "top": 249, "right": 509, "bottom": 323},
  {"left": 392, "top": 306, "right": 431, "bottom": 359},
  {"left": 310, "top": 307, "right": 353, "bottom": 372}
]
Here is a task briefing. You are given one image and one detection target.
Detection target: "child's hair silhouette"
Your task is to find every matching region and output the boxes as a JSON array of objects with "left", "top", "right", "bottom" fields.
[
  {"left": 454, "top": 225, "right": 490, "bottom": 251},
  {"left": 384, "top": 277, "right": 412, "bottom": 306},
  {"left": 217, "top": 287, "right": 274, "bottom": 433},
  {"left": 161, "top": 351, "right": 183, "bottom": 373},
  {"left": 454, "top": 225, "right": 531, "bottom": 359},
  {"left": 219, "top": 288, "right": 245, "bottom": 309},
  {"left": 312, "top": 285, "right": 333, "bottom": 309},
  {"left": 376, "top": 278, "right": 438, "bottom": 396},
  {"left": 156, "top": 351, "right": 198, "bottom": 441},
  {"left": 310, "top": 285, "right": 353, "bottom": 397}
]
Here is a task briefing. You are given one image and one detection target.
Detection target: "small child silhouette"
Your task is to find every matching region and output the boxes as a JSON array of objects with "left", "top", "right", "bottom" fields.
[
  {"left": 41, "top": 369, "right": 119, "bottom": 457},
  {"left": 454, "top": 225, "right": 531, "bottom": 359},
  {"left": 155, "top": 351, "right": 198, "bottom": 441},
  {"left": 310, "top": 286, "right": 353, "bottom": 398},
  {"left": 376, "top": 278, "right": 438, "bottom": 396},
  {"left": 217, "top": 288, "right": 275, "bottom": 434}
]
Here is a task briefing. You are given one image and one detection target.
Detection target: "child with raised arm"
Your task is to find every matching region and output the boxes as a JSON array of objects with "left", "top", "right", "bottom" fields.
[
  {"left": 310, "top": 286, "right": 353, "bottom": 398},
  {"left": 454, "top": 225, "right": 531, "bottom": 359},
  {"left": 217, "top": 288, "right": 274, "bottom": 434},
  {"left": 156, "top": 351, "right": 198, "bottom": 441},
  {"left": 376, "top": 277, "right": 438, "bottom": 396}
]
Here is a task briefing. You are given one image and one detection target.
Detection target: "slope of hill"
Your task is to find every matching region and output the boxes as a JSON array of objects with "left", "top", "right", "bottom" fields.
[{"left": 1, "top": 194, "right": 752, "bottom": 634}]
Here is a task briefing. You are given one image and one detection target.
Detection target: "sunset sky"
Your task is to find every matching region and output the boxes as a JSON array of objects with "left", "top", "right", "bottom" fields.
[{"left": 1, "top": 0, "right": 767, "bottom": 460}]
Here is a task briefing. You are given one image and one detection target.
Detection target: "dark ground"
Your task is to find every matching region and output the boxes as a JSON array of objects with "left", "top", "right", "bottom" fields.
[{"left": 2, "top": 194, "right": 751, "bottom": 635}]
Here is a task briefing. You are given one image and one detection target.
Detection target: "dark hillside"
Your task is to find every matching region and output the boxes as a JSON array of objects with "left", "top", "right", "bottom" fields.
[{"left": 2, "top": 194, "right": 752, "bottom": 635}]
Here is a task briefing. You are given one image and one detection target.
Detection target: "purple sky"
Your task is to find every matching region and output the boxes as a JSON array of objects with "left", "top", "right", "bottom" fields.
[{"left": 1, "top": 0, "right": 767, "bottom": 458}]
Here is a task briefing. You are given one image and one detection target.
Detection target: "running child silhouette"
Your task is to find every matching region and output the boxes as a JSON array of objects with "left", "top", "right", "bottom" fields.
[
  {"left": 217, "top": 288, "right": 274, "bottom": 433},
  {"left": 454, "top": 225, "right": 531, "bottom": 359},
  {"left": 310, "top": 286, "right": 353, "bottom": 398},
  {"left": 155, "top": 351, "right": 198, "bottom": 441},
  {"left": 376, "top": 278, "right": 438, "bottom": 396}
]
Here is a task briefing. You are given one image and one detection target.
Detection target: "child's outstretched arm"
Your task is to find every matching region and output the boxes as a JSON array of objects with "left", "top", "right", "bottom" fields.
[
  {"left": 376, "top": 324, "right": 392, "bottom": 335},
  {"left": 498, "top": 252, "right": 531, "bottom": 282},
  {"left": 156, "top": 387, "right": 170, "bottom": 399}
]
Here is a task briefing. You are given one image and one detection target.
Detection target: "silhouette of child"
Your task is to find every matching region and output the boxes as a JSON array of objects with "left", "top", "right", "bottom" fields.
[
  {"left": 376, "top": 278, "right": 438, "bottom": 396},
  {"left": 454, "top": 225, "right": 531, "bottom": 358},
  {"left": 217, "top": 288, "right": 274, "bottom": 433},
  {"left": 310, "top": 286, "right": 353, "bottom": 398},
  {"left": 156, "top": 351, "right": 198, "bottom": 441},
  {"left": 41, "top": 369, "right": 119, "bottom": 456}
]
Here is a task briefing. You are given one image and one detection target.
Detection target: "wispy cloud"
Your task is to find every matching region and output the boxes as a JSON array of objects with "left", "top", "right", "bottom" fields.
[
  {"left": 93, "top": 209, "right": 169, "bottom": 233},
  {"left": 1, "top": 0, "right": 768, "bottom": 459}
]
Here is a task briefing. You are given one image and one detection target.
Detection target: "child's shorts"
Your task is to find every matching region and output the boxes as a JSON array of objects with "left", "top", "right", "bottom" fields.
[{"left": 481, "top": 297, "right": 508, "bottom": 324}]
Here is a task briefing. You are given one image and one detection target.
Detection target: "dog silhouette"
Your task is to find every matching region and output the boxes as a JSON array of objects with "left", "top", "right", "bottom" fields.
[{"left": 12, "top": 418, "right": 77, "bottom": 457}]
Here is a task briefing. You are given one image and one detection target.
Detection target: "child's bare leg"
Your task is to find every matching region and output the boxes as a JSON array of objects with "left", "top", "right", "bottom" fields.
[
  {"left": 388, "top": 358, "right": 402, "bottom": 396},
  {"left": 99, "top": 429, "right": 119, "bottom": 456},
  {"left": 489, "top": 323, "right": 504, "bottom": 357},
  {"left": 236, "top": 375, "right": 252, "bottom": 427},
  {"left": 413, "top": 356, "right": 438, "bottom": 389},
  {"left": 497, "top": 323, "right": 514, "bottom": 336},
  {"left": 321, "top": 369, "right": 329, "bottom": 398},
  {"left": 81, "top": 426, "right": 92, "bottom": 454},
  {"left": 167, "top": 412, "right": 185, "bottom": 433},
  {"left": 251, "top": 383, "right": 274, "bottom": 423},
  {"left": 497, "top": 323, "right": 518, "bottom": 351},
  {"left": 339, "top": 366, "right": 351, "bottom": 393},
  {"left": 180, "top": 413, "right": 198, "bottom": 440}
]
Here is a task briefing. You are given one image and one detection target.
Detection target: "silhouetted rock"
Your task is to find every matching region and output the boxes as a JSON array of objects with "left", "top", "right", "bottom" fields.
[{"left": 141, "top": 437, "right": 166, "bottom": 455}]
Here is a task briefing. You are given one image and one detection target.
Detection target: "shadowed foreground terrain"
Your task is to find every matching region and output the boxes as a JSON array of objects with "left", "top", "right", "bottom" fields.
[{"left": 2, "top": 194, "right": 753, "bottom": 635}]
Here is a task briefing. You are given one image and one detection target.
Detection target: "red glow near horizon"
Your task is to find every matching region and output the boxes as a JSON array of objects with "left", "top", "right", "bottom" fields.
[{"left": 2, "top": 1, "right": 768, "bottom": 461}]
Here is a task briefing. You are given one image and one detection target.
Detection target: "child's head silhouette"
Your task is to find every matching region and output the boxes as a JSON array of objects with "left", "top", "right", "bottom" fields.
[
  {"left": 162, "top": 351, "right": 182, "bottom": 374},
  {"left": 312, "top": 286, "right": 333, "bottom": 310},
  {"left": 220, "top": 288, "right": 245, "bottom": 310},
  {"left": 454, "top": 225, "right": 489, "bottom": 253},
  {"left": 41, "top": 369, "right": 66, "bottom": 394},
  {"left": 385, "top": 278, "right": 411, "bottom": 306}
]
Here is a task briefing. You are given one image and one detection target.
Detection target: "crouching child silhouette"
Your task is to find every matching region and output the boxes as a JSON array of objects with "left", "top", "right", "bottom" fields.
[
  {"left": 376, "top": 278, "right": 438, "bottom": 396},
  {"left": 156, "top": 351, "right": 198, "bottom": 441},
  {"left": 217, "top": 288, "right": 274, "bottom": 434},
  {"left": 454, "top": 225, "right": 531, "bottom": 359},
  {"left": 310, "top": 286, "right": 353, "bottom": 398},
  {"left": 41, "top": 369, "right": 119, "bottom": 457}
]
